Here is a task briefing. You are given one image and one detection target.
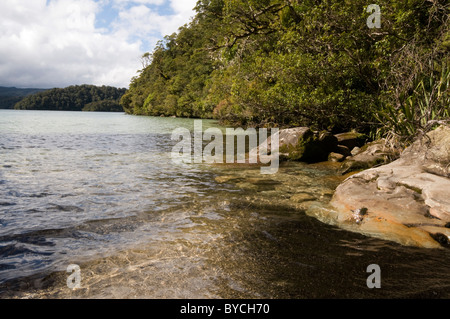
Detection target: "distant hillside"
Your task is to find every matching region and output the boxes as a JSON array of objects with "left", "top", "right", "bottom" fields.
[
  {"left": 14, "top": 85, "right": 127, "bottom": 112},
  {"left": 0, "top": 87, "right": 47, "bottom": 109}
]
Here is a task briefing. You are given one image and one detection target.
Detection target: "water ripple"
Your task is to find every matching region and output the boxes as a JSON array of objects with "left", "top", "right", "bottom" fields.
[{"left": 1, "top": 111, "right": 449, "bottom": 299}]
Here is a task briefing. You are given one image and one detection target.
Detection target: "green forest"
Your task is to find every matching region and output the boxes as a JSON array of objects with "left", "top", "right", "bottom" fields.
[
  {"left": 0, "top": 87, "right": 47, "bottom": 109},
  {"left": 14, "top": 85, "right": 127, "bottom": 112},
  {"left": 121, "top": 0, "right": 449, "bottom": 146}
]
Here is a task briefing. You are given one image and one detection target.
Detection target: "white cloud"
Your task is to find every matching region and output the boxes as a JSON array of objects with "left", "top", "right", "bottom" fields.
[
  {"left": 112, "top": 0, "right": 197, "bottom": 51},
  {"left": 170, "top": 0, "right": 197, "bottom": 15},
  {"left": 112, "top": 0, "right": 166, "bottom": 6},
  {"left": 0, "top": 0, "right": 197, "bottom": 89}
]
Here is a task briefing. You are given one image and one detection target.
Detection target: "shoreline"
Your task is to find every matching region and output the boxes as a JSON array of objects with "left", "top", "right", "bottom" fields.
[{"left": 268, "top": 125, "right": 450, "bottom": 249}]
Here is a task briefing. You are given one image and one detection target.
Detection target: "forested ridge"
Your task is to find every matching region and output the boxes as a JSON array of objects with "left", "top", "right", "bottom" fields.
[
  {"left": 14, "top": 85, "right": 127, "bottom": 112},
  {"left": 0, "top": 87, "right": 47, "bottom": 109},
  {"left": 121, "top": 0, "right": 449, "bottom": 144}
]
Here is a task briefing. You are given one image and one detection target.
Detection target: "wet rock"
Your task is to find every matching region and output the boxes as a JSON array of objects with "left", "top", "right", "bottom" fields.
[
  {"left": 295, "top": 201, "right": 319, "bottom": 211},
  {"left": 215, "top": 175, "right": 240, "bottom": 184},
  {"left": 311, "top": 126, "right": 450, "bottom": 249}
]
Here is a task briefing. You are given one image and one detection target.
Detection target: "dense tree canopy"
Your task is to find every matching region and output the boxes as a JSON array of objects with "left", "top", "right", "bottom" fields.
[
  {"left": 0, "top": 87, "right": 47, "bottom": 109},
  {"left": 82, "top": 100, "right": 124, "bottom": 112},
  {"left": 121, "top": 0, "right": 449, "bottom": 138},
  {"left": 15, "top": 85, "right": 127, "bottom": 112}
]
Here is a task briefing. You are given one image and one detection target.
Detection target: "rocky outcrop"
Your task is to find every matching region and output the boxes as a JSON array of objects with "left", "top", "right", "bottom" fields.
[
  {"left": 251, "top": 126, "right": 394, "bottom": 170},
  {"left": 339, "top": 139, "right": 397, "bottom": 175},
  {"left": 251, "top": 127, "right": 340, "bottom": 163},
  {"left": 307, "top": 126, "right": 450, "bottom": 248},
  {"left": 262, "top": 127, "right": 390, "bottom": 169},
  {"left": 328, "top": 152, "right": 345, "bottom": 162},
  {"left": 401, "top": 126, "right": 450, "bottom": 178},
  {"left": 277, "top": 128, "right": 338, "bottom": 163},
  {"left": 334, "top": 132, "right": 368, "bottom": 150}
]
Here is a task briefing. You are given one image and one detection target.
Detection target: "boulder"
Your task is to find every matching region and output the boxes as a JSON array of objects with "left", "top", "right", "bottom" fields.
[
  {"left": 335, "top": 145, "right": 352, "bottom": 157},
  {"left": 277, "top": 128, "right": 338, "bottom": 163},
  {"left": 334, "top": 132, "right": 369, "bottom": 150},
  {"left": 307, "top": 125, "right": 450, "bottom": 248},
  {"left": 248, "top": 127, "right": 310, "bottom": 163},
  {"left": 401, "top": 125, "right": 450, "bottom": 178},
  {"left": 328, "top": 152, "right": 345, "bottom": 162},
  {"left": 350, "top": 147, "right": 361, "bottom": 156},
  {"left": 251, "top": 127, "right": 338, "bottom": 164},
  {"left": 278, "top": 127, "right": 313, "bottom": 148}
]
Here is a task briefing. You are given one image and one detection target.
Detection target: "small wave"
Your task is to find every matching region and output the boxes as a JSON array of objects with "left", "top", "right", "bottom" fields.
[
  {"left": 0, "top": 243, "right": 35, "bottom": 257},
  {"left": 0, "top": 232, "right": 57, "bottom": 248},
  {"left": 28, "top": 193, "right": 52, "bottom": 198},
  {"left": 0, "top": 202, "right": 15, "bottom": 207},
  {"left": 6, "top": 190, "right": 21, "bottom": 197},
  {"left": 0, "top": 243, "right": 54, "bottom": 258},
  {"left": 0, "top": 264, "right": 16, "bottom": 271},
  {"left": 5, "top": 191, "right": 52, "bottom": 198},
  {"left": 48, "top": 204, "right": 83, "bottom": 212}
]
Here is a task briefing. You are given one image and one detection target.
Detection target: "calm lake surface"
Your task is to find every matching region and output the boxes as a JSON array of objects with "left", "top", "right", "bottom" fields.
[{"left": 0, "top": 110, "right": 449, "bottom": 299}]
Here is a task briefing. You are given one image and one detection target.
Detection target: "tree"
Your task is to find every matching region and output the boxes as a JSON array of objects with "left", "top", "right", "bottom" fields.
[
  {"left": 15, "top": 85, "right": 127, "bottom": 112},
  {"left": 120, "top": 0, "right": 449, "bottom": 139}
]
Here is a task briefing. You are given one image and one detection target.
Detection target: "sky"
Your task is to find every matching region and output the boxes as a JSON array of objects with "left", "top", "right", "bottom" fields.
[{"left": 0, "top": 0, "right": 198, "bottom": 89}]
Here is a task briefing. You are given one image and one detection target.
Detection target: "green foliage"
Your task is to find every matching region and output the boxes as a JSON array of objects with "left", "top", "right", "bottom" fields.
[
  {"left": 0, "top": 96, "right": 25, "bottom": 109},
  {"left": 374, "top": 1, "right": 449, "bottom": 145},
  {"left": 120, "top": 10, "right": 220, "bottom": 119},
  {"left": 376, "top": 60, "right": 450, "bottom": 146},
  {"left": 14, "top": 85, "right": 127, "bottom": 112},
  {"left": 121, "top": 0, "right": 449, "bottom": 142},
  {"left": 82, "top": 100, "right": 124, "bottom": 112},
  {"left": 0, "top": 87, "right": 47, "bottom": 109}
]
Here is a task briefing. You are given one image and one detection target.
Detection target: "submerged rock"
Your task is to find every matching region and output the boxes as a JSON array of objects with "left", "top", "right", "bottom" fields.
[
  {"left": 215, "top": 175, "right": 241, "bottom": 184},
  {"left": 308, "top": 126, "right": 450, "bottom": 248},
  {"left": 290, "top": 193, "right": 316, "bottom": 203}
]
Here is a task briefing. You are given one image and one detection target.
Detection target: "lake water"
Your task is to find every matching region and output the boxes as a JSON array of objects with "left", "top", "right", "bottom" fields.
[{"left": 0, "top": 110, "right": 449, "bottom": 299}]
